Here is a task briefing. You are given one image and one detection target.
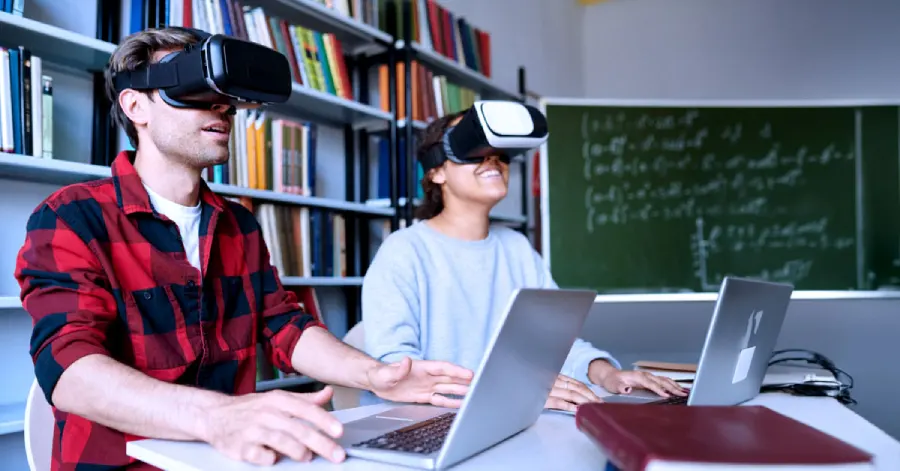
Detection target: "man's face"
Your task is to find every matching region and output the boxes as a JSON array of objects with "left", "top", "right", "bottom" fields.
[{"left": 121, "top": 49, "right": 234, "bottom": 170}]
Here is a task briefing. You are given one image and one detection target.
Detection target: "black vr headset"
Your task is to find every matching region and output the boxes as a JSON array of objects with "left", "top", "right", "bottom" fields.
[
  {"left": 420, "top": 101, "right": 549, "bottom": 171},
  {"left": 111, "top": 27, "right": 293, "bottom": 114}
]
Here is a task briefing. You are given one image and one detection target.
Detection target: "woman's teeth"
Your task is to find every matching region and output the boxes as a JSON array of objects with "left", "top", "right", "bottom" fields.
[{"left": 481, "top": 169, "right": 501, "bottom": 178}]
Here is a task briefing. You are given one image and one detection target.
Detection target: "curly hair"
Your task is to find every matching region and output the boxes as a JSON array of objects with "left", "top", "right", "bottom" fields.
[{"left": 413, "top": 111, "right": 466, "bottom": 219}]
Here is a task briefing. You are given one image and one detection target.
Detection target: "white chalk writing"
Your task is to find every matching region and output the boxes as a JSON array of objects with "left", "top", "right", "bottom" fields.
[{"left": 579, "top": 109, "right": 857, "bottom": 286}]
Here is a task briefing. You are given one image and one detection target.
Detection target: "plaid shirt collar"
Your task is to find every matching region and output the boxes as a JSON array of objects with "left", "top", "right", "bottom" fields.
[{"left": 110, "top": 150, "right": 227, "bottom": 216}]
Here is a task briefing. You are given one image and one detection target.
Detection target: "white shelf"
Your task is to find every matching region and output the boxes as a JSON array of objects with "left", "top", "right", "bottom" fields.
[
  {"left": 209, "top": 181, "right": 394, "bottom": 217},
  {"left": 0, "top": 13, "right": 386, "bottom": 126},
  {"left": 396, "top": 40, "right": 520, "bottom": 100},
  {"left": 354, "top": 118, "right": 428, "bottom": 134},
  {"left": 0, "top": 296, "right": 21, "bottom": 309},
  {"left": 272, "top": 83, "right": 392, "bottom": 127},
  {"left": 0, "top": 153, "right": 109, "bottom": 185},
  {"left": 281, "top": 276, "right": 363, "bottom": 286},
  {"left": 491, "top": 213, "right": 528, "bottom": 224},
  {"left": 0, "top": 402, "right": 25, "bottom": 435},
  {"left": 403, "top": 119, "right": 428, "bottom": 131},
  {"left": 0, "top": 153, "right": 395, "bottom": 217},
  {"left": 365, "top": 197, "right": 525, "bottom": 224},
  {"left": 260, "top": 0, "right": 392, "bottom": 52},
  {"left": 0, "top": 12, "right": 115, "bottom": 70},
  {"left": 256, "top": 375, "right": 313, "bottom": 391}
]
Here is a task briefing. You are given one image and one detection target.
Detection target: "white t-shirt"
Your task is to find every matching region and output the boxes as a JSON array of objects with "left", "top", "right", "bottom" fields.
[{"left": 143, "top": 183, "right": 202, "bottom": 274}]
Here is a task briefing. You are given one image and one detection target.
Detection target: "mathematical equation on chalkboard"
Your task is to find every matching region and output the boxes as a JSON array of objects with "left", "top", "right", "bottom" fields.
[{"left": 577, "top": 108, "right": 859, "bottom": 287}]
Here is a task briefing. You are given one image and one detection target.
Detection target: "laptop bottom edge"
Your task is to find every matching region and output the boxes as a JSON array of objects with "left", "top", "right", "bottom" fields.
[{"left": 345, "top": 447, "right": 438, "bottom": 469}]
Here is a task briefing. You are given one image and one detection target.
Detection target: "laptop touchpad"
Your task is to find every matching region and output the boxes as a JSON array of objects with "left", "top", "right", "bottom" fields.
[{"left": 346, "top": 415, "right": 413, "bottom": 432}]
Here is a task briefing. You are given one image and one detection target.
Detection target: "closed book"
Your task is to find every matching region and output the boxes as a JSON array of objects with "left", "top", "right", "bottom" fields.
[{"left": 575, "top": 403, "right": 873, "bottom": 471}]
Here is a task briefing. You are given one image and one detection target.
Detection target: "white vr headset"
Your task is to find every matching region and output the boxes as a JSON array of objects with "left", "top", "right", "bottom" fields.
[{"left": 420, "top": 100, "right": 549, "bottom": 171}]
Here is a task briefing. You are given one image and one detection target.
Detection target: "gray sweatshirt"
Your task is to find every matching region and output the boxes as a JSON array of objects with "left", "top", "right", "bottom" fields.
[{"left": 360, "top": 221, "right": 619, "bottom": 395}]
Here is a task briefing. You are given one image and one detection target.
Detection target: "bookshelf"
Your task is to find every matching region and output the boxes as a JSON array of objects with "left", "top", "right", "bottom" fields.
[
  {"left": 365, "top": 0, "right": 531, "bottom": 232},
  {"left": 394, "top": 39, "right": 519, "bottom": 100},
  {"left": 0, "top": 1, "right": 403, "bottom": 463},
  {"left": 0, "top": 11, "right": 115, "bottom": 70},
  {"left": 255, "top": 0, "right": 392, "bottom": 51},
  {"left": 0, "top": 1, "right": 530, "bottom": 467}
]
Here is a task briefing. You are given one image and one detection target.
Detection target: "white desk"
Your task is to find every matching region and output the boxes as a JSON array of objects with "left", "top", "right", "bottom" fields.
[{"left": 127, "top": 393, "right": 900, "bottom": 470}]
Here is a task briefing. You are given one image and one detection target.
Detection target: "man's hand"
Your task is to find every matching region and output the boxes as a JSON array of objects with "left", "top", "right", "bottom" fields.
[
  {"left": 366, "top": 357, "right": 474, "bottom": 408},
  {"left": 544, "top": 375, "right": 602, "bottom": 412},
  {"left": 203, "top": 387, "right": 346, "bottom": 466},
  {"left": 589, "top": 359, "right": 687, "bottom": 398}
]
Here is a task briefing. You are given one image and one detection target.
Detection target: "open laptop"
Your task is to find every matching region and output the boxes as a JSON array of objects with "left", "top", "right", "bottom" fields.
[
  {"left": 603, "top": 276, "right": 794, "bottom": 406},
  {"left": 338, "top": 287, "right": 598, "bottom": 469}
]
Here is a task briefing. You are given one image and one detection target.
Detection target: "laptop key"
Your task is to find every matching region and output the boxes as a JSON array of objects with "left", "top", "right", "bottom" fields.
[{"left": 353, "top": 412, "right": 457, "bottom": 454}]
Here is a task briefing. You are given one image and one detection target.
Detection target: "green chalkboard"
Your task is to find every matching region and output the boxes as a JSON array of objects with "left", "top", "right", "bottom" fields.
[{"left": 541, "top": 100, "right": 900, "bottom": 292}]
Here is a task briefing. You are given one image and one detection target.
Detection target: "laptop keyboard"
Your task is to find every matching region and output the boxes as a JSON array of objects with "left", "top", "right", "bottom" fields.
[
  {"left": 652, "top": 394, "right": 689, "bottom": 405},
  {"left": 352, "top": 412, "right": 456, "bottom": 454}
]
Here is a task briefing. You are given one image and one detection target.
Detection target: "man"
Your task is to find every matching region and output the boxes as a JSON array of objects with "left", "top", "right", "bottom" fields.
[{"left": 14, "top": 27, "right": 472, "bottom": 470}]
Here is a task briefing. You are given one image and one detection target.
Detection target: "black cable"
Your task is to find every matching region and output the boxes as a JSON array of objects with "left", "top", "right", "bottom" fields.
[{"left": 764, "top": 349, "right": 857, "bottom": 406}]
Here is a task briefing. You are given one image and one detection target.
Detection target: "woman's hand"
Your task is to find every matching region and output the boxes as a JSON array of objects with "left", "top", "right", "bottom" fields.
[
  {"left": 544, "top": 375, "right": 602, "bottom": 412},
  {"left": 589, "top": 360, "right": 688, "bottom": 398}
]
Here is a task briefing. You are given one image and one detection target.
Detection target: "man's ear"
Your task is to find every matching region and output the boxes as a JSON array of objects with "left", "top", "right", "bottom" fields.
[{"left": 118, "top": 89, "right": 151, "bottom": 127}]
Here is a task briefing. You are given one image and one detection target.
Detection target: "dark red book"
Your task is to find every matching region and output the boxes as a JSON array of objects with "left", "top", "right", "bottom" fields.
[{"left": 575, "top": 403, "right": 873, "bottom": 470}]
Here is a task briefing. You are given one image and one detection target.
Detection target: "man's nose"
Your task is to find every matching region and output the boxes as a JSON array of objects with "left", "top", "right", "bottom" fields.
[{"left": 211, "top": 103, "right": 236, "bottom": 115}]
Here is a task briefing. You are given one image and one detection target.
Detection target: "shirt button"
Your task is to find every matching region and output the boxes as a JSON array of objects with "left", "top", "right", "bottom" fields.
[
  {"left": 187, "top": 280, "right": 196, "bottom": 288},
  {"left": 143, "top": 292, "right": 152, "bottom": 300}
]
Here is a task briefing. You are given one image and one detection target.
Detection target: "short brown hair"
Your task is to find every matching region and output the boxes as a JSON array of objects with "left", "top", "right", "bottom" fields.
[
  {"left": 414, "top": 111, "right": 467, "bottom": 220},
  {"left": 104, "top": 28, "right": 201, "bottom": 149}
]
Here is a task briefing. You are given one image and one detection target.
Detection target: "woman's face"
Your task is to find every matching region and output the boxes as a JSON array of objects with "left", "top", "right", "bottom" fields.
[
  {"left": 432, "top": 154, "right": 510, "bottom": 207},
  {"left": 427, "top": 115, "right": 509, "bottom": 208}
]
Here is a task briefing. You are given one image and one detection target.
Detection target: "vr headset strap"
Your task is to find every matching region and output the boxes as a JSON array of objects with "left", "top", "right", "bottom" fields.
[
  {"left": 113, "top": 61, "right": 180, "bottom": 92},
  {"left": 112, "top": 27, "right": 210, "bottom": 94}
]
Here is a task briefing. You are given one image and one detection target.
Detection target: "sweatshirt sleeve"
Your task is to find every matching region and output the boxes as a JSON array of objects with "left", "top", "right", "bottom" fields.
[
  {"left": 532, "top": 250, "right": 622, "bottom": 385},
  {"left": 361, "top": 235, "right": 424, "bottom": 364}
]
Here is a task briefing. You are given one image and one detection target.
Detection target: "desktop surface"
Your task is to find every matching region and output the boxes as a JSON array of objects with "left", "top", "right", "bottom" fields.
[{"left": 126, "top": 393, "right": 900, "bottom": 471}]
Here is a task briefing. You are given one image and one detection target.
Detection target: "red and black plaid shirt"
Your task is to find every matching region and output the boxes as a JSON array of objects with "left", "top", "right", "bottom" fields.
[{"left": 15, "top": 151, "right": 323, "bottom": 470}]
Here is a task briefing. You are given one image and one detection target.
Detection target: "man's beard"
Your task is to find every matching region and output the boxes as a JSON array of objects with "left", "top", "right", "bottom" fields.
[{"left": 152, "top": 128, "right": 230, "bottom": 170}]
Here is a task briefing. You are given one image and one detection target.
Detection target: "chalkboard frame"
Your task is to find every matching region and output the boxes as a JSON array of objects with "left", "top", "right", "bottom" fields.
[{"left": 538, "top": 97, "right": 900, "bottom": 297}]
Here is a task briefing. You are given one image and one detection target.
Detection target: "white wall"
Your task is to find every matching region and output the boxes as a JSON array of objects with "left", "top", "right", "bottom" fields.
[
  {"left": 442, "top": 0, "right": 585, "bottom": 98},
  {"left": 575, "top": 0, "right": 900, "bottom": 441},
  {"left": 438, "top": 0, "right": 586, "bottom": 225},
  {"left": 580, "top": 0, "right": 900, "bottom": 100}
]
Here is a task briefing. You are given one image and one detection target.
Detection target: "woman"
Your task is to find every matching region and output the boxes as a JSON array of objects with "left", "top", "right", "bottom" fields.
[{"left": 361, "top": 109, "right": 686, "bottom": 411}]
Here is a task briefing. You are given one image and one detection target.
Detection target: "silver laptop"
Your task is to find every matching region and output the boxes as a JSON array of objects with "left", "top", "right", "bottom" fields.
[
  {"left": 338, "top": 288, "right": 598, "bottom": 469},
  {"left": 604, "top": 276, "right": 794, "bottom": 406}
]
